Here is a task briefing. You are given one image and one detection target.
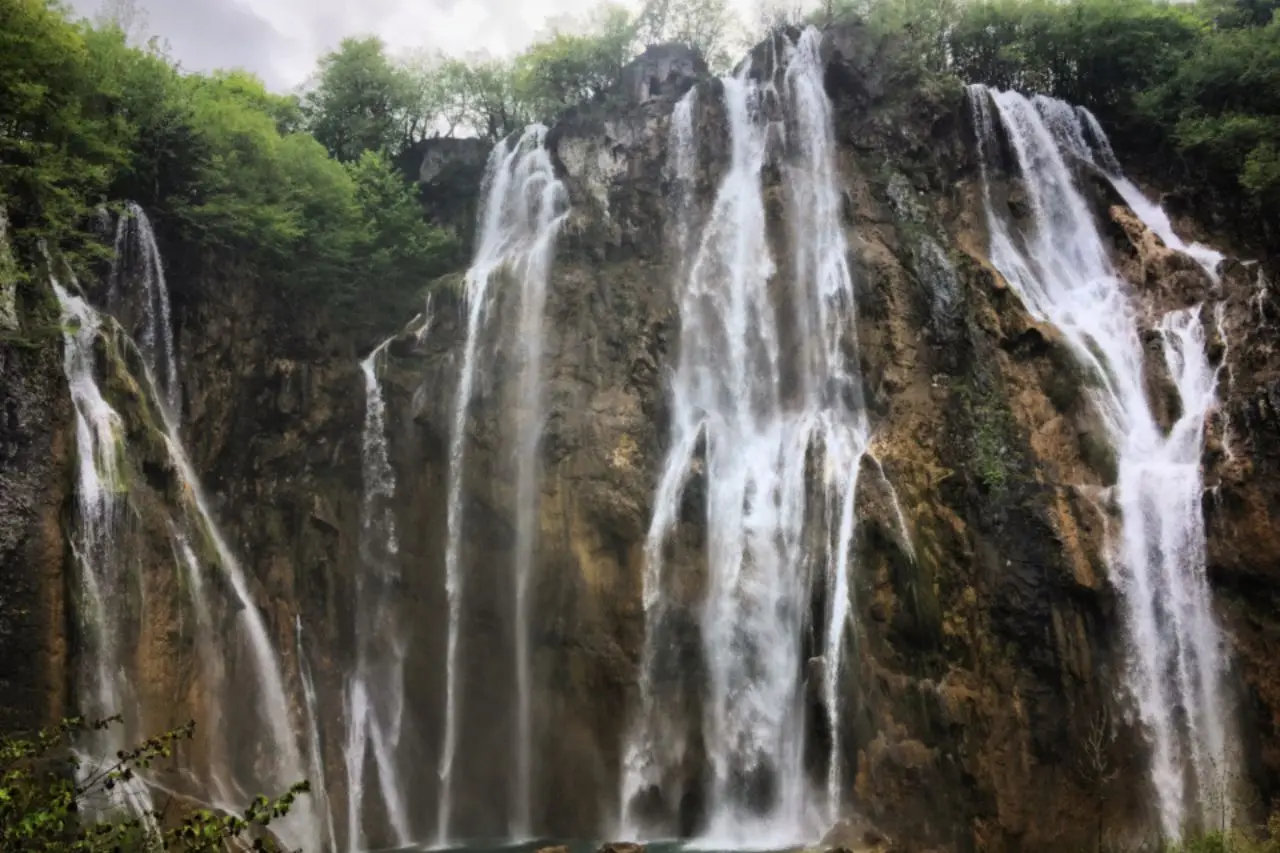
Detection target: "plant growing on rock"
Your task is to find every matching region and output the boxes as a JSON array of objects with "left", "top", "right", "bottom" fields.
[{"left": 0, "top": 716, "right": 309, "bottom": 852}]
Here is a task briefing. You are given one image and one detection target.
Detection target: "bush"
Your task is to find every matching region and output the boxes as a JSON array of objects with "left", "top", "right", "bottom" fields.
[{"left": 0, "top": 716, "right": 308, "bottom": 853}]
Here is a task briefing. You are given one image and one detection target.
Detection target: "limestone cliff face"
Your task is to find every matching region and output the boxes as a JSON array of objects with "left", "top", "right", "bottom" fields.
[
  {"left": 0, "top": 285, "right": 71, "bottom": 734},
  {"left": 8, "top": 20, "right": 1280, "bottom": 853}
]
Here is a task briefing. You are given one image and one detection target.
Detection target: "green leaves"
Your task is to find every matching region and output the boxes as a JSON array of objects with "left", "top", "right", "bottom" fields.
[
  {"left": 0, "top": 717, "right": 308, "bottom": 853},
  {"left": 304, "top": 37, "right": 417, "bottom": 163}
]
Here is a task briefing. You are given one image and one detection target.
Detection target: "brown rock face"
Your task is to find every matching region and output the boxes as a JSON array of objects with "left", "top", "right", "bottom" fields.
[
  {"left": 0, "top": 297, "right": 71, "bottom": 734},
  {"left": 11, "top": 22, "right": 1280, "bottom": 853}
]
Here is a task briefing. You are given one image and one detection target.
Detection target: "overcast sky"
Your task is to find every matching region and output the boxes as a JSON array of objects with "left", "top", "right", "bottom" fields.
[{"left": 64, "top": 0, "right": 624, "bottom": 91}]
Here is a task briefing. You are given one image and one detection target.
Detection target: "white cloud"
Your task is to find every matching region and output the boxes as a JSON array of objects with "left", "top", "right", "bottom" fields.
[{"left": 67, "top": 0, "right": 773, "bottom": 91}]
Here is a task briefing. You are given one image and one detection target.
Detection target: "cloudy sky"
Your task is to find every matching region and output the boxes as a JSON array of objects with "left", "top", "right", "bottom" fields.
[
  {"left": 64, "top": 0, "right": 628, "bottom": 91},
  {"left": 61, "top": 0, "right": 1207, "bottom": 93}
]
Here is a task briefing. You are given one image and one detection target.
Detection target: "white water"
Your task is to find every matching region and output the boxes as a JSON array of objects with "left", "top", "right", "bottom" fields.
[
  {"left": 970, "top": 84, "right": 1231, "bottom": 839},
  {"left": 1036, "top": 99, "right": 1224, "bottom": 280},
  {"left": 56, "top": 250, "right": 317, "bottom": 850},
  {"left": 623, "top": 28, "right": 870, "bottom": 845},
  {"left": 436, "top": 125, "right": 568, "bottom": 844},
  {"left": 509, "top": 129, "right": 569, "bottom": 840},
  {"left": 54, "top": 281, "right": 151, "bottom": 818},
  {"left": 347, "top": 335, "right": 414, "bottom": 851},
  {"left": 298, "top": 617, "right": 339, "bottom": 853},
  {"left": 147, "top": 320, "right": 319, "bottom": 853},
  {"left": 108, "top": 203, "right": 180, "bottom": 412}
]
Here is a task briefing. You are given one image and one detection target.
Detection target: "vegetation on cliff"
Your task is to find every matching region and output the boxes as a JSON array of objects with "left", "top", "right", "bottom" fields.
[
  {"left": 831, "top": 0, "right": 1279, "bottom": 242},
  {"left": 0, "top": 0, "right": 458, "bottom": 337},
  {"left": 0, "top": 717, "right": 306, "bottom": 852}
]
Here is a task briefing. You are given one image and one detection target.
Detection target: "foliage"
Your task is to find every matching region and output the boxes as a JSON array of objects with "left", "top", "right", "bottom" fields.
[
  {"left": 829, "top": 0, "right": 1280, "bottom": 238},
  {"left": 515, "top": 5, "right": 637, "bottom": 120},
  {"left": 635, "top": 0, "right": 733, "bottom": 69},
  {"left": 0, "top": 0, "right": 128, "bottom": 267},
  {"left": 304, "top": 37, "right": 418, "bottom": 163},
  {"left": 344, "top": 150, "right": 461, "bottom": 330},
  {"left": 0, "top": 0, "right": 461, "bottom": 342},
  {"left": 0, "top": 716, "right": 308, "bottom": 853}
]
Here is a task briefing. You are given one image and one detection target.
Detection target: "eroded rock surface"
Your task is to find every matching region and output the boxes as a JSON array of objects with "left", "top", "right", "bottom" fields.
[{"left": 8, "top": 21, "right": 1280, "bottom": 853}]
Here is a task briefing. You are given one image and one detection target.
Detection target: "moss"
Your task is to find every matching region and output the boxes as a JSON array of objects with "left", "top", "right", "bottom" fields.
[
  {"left": 958, "top": 379, "right": 1019, "bottom": 498},
  {"left": 1078, "top": 429, "right": 1119, "bottom": 486}
]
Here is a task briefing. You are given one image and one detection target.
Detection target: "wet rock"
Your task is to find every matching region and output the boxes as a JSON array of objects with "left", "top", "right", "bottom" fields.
[{"left": 598, "top": 843, "right": 644, "bottom": 853}]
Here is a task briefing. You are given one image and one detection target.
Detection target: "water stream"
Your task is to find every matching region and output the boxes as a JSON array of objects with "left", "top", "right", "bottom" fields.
[
  {"left": 437, "top": 125, "right": 568, "bottom": 844},
  {"left": 347, "top": 335, "right": 415, "bottom": 851},
  {"left": 970, "top": 84, "right": 1231, "bottom": 839},
  {"left": 107, "top": 202, "right": 180, "bottom": 411},
  {"left": 623, "top": 28, "right": 872, "bottom": 845}
]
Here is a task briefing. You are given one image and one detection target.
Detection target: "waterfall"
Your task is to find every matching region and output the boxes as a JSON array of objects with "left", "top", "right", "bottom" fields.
[
  {"left": 55, "top": 280, "right": 151, "bottom": 818},
  {"left": 298, "top": 617, "right": 339, "bottom": 853},
  {"left": 347, "top": 333, "right": 414, "bottom": 851},
  {"left": 108, "top": 202, "right": 180, "bottom": 412},
  {"left": 437, "top": 125, "right": 568, "bottom": 844},
  {"left": 54, "top": 230, "right": 319, "bottom": 850},
  {"left": 1035, "top": 99, "right": 1224, "bottom": 281},
  {"left": 969, "top": 84, "right": 1232, "bottom": 839},
  {"left": 623, "top": 28, "right": 871, "bottom": 845}
]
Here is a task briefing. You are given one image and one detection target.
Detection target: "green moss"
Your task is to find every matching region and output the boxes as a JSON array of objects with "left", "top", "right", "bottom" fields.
[{"left": 958, "top": 380, "right": 1018, "bottom": 498}]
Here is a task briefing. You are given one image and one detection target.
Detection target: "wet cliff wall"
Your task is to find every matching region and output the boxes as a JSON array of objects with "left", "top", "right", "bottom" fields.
[{"left": 4, "top": 19, "right": 1279, "bottom": 853}]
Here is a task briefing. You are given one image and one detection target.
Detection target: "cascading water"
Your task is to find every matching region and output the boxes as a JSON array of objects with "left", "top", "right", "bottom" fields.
[
  {"left": 55, "top": 279, "right": 154, "bottom": 819},
  {"left": 346, "top": 334, "right": 414, "bottom": 851},
  {"left": 437, "top": 125, "right": 568, "bottom": 843},
  {"left": 108, "top": 203, "right": 180, "bottom": 411},
  {"left": 623, "top": 28, "right": 872, "bottom": 845},
  {"left": 1034, "top": 98, "right": 1224, "bottom": 280},
  {"left": 970, "top": 84, "right": 1232, "bottom": 839},
  {"left": 53, "top": 220, "right": 319, "bottom": 851}
]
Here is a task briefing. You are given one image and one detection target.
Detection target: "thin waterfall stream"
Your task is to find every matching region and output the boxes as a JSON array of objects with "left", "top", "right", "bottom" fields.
[
  {"left": 348, "top": 333, "right": 414, "bottom": 852},
  {"left": 437, "top": 125, "right": 568, "bottom": 844},
  {"left": 53, "top": 205, "right": 321, "bottom": 852},
  {"left": 970, "top": 84, "right": 1232, "bottom": 839}
]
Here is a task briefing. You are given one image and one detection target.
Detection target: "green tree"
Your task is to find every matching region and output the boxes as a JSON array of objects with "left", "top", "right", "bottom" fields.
[
  {"left": 344, "top": 150, "right": 460, "bottom": 329},
  {"left": 0, "top": 716, "right": 308, "bottom": 853},
  {"left": 635, "top": 0, "right": 732, "bottom": 68},
  {"left": 0, "top": 0, "right": 128, "bottom": 266},
  {"left": 304, "top": 36, "right": 415, "bottom": 163},
  {"left": 515, "top": 5, "right": 637, "bottom": 119}
]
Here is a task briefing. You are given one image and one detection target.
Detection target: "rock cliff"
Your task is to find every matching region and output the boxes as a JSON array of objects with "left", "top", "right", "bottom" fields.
[{"left": 3, "top": 20, "right": 1279, "bottom": 853}]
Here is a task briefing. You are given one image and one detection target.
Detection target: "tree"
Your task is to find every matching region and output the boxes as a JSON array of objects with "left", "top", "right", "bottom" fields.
[
  {"left": 515, "top": 5, "right": 637, "bottom": 120},
  {"left": 0, "top": 716, "right": 308, "bottom": 853},
  {"left": 0, "top": 0, "right": 129, "bottom": 267},
  {"left": 344, "top": 150, "right": 459, "bottom": 330},
  {"left": 635, "top": 0, "right": 733, "bottom": 69},
  {"left": 93, "top": 0, "right": 149, "bottom": 46},
  {"left": 303, "top": 36, "right": 414, "bottom": 163}
]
